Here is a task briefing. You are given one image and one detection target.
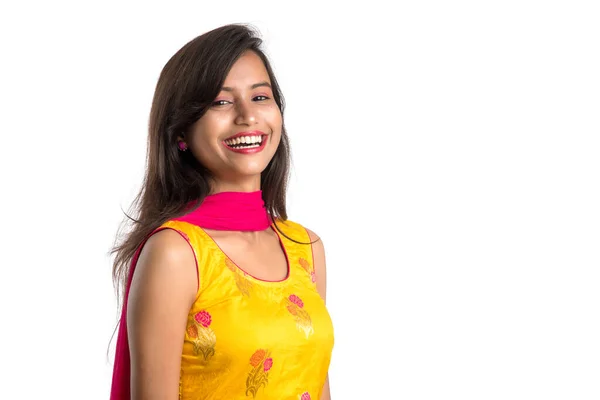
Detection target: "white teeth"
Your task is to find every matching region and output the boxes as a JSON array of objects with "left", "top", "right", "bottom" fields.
[{"left": 225, "top": 135, "right": 263, "bottom": 147}]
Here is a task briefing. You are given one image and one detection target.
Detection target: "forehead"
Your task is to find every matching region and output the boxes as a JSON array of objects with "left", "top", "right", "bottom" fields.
[{"left": 222, "top": 51, "right": 271, "bottom": 87}]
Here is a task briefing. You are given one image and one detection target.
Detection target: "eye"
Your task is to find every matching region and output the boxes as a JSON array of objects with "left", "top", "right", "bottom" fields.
[
  {"left": 212, "top": 100, "right": 231, "bottom": 107},
  {"left": 253, "top": 95, "right": 270, "bottom": 101}
]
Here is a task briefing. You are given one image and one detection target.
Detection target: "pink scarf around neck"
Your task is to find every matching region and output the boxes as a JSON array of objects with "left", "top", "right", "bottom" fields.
[
  {"left": 110, "top": 190, "right": 271, "bottom": 399},
  {"left": 174, "top": 190, "right": 271, "bottom": 231}
]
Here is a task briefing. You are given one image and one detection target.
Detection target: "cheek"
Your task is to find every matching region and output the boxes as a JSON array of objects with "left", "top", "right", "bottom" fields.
[
  {"left": 188, "top": 125, "right": 218, "bottom": 164},
  {"left": 269, "top": 129, "right": 282, "bottom": 153},
  {"left": 190, "top": 116, "right": 223, "bottom": 145},
  {"left": 266, "top": 107, "right": 283, "bottom": 133},
  {"left": 268, "top": 111, "right": 283, "bottom": 149}
]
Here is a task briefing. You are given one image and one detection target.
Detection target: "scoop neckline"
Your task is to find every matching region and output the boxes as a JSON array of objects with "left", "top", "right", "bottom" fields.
[{"left": 198, "top": 224, "right": 291, "bottom": 284}]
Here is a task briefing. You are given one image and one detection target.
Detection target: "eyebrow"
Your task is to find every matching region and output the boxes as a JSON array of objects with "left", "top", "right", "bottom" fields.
[{"left": 221, "top": 81, "right": 272, "bottom": 92}]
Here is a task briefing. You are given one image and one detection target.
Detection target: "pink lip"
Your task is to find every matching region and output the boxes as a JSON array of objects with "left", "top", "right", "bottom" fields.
[
  {"left": 222, "top": 130, "right": 268, "bottom": 154},
  {"left": 224, "top": 130, "right": 265, "bottom": 141}
]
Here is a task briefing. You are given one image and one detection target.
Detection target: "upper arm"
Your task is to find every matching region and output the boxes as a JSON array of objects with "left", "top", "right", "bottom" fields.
[
  {"left": 306, "top": 228, "right": 327, "bottom": 302},
  {"left": 127, "top": 228, "right": 198, "bottom": 400},
  {"left": 305, "top": 227, "right": 331, "bottom": 400}
]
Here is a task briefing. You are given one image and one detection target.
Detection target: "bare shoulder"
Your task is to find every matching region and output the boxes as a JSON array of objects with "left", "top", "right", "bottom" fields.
[
  {"left": 129, "top": 227, "right": 198, "bottom": 312},
  {"left": 305, "top": 227, "right": 321, "bottom": 242},
  {"left": 137, "top": 228, "right": 195, "bottom": 267},
  {"left": 304, "top": 227, "right": 325, "bottom": 265},
  {"left": 129, "top": 226, "right": 198, "bottom": 316},
  {"left": 304, "top": 227, "right": 327, "bottom": 302}
]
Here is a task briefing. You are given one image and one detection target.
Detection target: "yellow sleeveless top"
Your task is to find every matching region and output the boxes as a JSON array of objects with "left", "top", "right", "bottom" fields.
[{"left": 157, "top": 219, "right": 334, "bottom": 400}]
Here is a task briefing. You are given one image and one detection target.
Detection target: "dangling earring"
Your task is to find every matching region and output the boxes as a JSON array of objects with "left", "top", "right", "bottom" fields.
[{"left": 178, "top": 141, "right": 188, "bottom": 151}]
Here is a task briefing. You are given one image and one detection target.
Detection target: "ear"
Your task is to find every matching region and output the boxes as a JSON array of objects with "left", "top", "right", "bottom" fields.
[{"left": 176, "top": 133, "right": 189, "bottom": 151}]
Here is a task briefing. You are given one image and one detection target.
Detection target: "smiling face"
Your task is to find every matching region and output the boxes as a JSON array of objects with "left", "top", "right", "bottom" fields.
[{"left": 183, "top": 50, "right": 283, "bottom": 193}]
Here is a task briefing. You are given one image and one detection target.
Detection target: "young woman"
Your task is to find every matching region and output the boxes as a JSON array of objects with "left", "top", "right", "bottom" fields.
[{"left": 110, "top": 24, "right": 334, "bottom": 400}]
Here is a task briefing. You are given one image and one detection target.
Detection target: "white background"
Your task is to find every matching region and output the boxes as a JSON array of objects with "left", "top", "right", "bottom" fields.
[{"left": 1, "top": 1, "right": 599, "bottom": 399}]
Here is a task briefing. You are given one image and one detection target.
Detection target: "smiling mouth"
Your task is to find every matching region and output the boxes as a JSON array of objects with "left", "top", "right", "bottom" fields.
[{"left": 223, "top": 135, "right": 265, "bottom": 149}]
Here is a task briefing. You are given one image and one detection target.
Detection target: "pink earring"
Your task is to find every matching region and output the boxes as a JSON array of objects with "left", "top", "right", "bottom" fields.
[{"left": 178, "top": 141, "right": 188, "bottom": 151}]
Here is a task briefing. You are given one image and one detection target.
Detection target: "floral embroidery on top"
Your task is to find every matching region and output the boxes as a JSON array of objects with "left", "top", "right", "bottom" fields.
[
  {"left": 299, "top": 392, "right": 311, "bottom": 400},
  {"left": 289, "top": 294, "right": 304, "bottom": 308},
  {"left": 225, "top": 258, "right": 253, "bottom": 296},
  {"left": 299, "top": 257, "right": 316, "bottom": 283},
  {"left": 185, "top": 310, "right": 216, "bottom": 360},
  {"left": 285, "top": 294, "right": 314, "bottom": 338},
  {"left": 246, "top": 349, "right": 273, "bottom": 398}
]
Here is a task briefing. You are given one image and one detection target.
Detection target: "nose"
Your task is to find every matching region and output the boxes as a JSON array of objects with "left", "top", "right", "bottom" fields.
[{"left": 234, "top": 99, "right": 257, "bottom": 126}]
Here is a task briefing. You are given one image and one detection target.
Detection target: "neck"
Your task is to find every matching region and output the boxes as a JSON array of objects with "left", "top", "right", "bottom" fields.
[{"left": 209, "top": 177, "right": 262, "bottom": 195}]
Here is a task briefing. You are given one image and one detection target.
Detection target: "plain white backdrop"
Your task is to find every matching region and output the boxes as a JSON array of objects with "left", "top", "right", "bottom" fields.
[{"left": 1, "top": 0, "right": 599, "bottom": 398}]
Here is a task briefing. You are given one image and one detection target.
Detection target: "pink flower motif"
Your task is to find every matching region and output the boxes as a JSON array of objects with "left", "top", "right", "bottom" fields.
[
  {"left": 263, "top": 357, "right": 273, "bottom": 372},
  {"left": 310, "top": 271, "right": 316, "bottom": 283},
  {"left": 300, "top": 392, "right": 311, "bottom": 400},
  {"left": 288, "top": 294, "right": 304, "bottom": 308},
  {"left": 194, "top": 310, "right": 212, "bottom": 327}
]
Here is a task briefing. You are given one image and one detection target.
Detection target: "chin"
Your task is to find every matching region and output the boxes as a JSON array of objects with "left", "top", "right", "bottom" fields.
[{"left": 236, "top": 164, "right": 269, "bottom": 176}]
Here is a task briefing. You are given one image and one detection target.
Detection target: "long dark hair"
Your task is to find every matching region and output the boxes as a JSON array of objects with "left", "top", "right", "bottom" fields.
[{"left": 111, "top": 24, "right": 292, "bottom": 299}]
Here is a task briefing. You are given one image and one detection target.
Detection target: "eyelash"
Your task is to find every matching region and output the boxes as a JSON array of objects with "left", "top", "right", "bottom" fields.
[{"left": 212, "top": 95, "right": 270, "bottom": 107}]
